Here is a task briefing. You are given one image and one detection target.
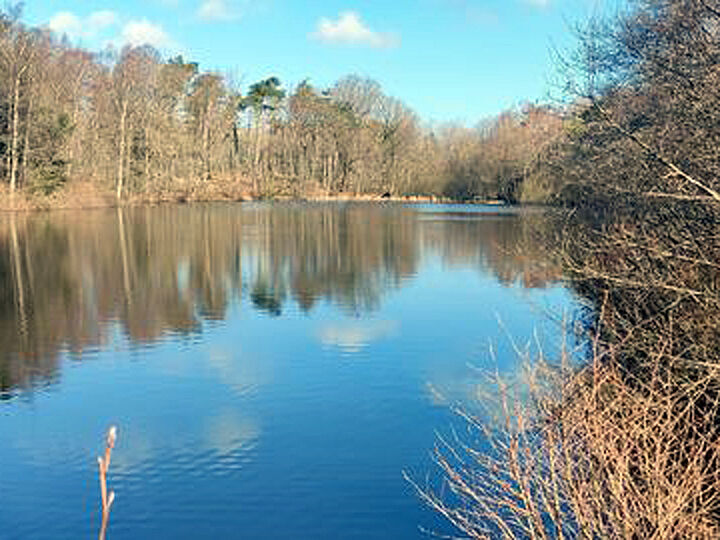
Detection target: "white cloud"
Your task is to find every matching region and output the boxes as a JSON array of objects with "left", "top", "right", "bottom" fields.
[
  {"left": 205, "top": 410, "right": 260, "bottom": 457},
  {"left": 49, "top": 12, "right": 83, "bottom": 39},
  {"left": 310, "top": 11, "right": 399, "bottom": 49},
  {"left": 121, "top": 19, "right": 172, "bottom": 48},
  {"left": 197, "top": 0, "right": 241, "bottom": 21},
  {"left": 49, "top": 10, "right": 119, "bottom": 40},
  {"left": 49, "top": 11, "right": 176, "bottom": 51}
]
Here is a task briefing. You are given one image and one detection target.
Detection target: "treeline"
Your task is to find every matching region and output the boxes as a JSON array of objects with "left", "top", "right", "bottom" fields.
[
  {"left": 0, "top": 7, "right": 568, "bottom": 205},
  {"left": 440, "top": 106, "right": 564, "bottom": 203}
]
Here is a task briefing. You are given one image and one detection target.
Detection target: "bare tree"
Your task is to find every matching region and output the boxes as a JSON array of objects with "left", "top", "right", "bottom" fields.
[
  {"left": 0, "top": 8, "right": 36, "bottom": 192},
  {"left": 110, "top": 46, "right": 157, "bottom": 199}
]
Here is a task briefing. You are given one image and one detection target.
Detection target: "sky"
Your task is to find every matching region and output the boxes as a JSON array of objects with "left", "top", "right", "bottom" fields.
[{"left": 22, "top": 1, "right": 606, "bottom": 126}]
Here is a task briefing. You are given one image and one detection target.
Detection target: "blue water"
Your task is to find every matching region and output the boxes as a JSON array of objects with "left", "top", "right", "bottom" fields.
[{"left": 0, "top": 203, "right": 576, "bottom": 539}]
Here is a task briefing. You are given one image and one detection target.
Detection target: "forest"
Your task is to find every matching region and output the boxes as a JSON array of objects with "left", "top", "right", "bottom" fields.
[{"left": 0, "top": 5, "right": 565, "bottom": 208}]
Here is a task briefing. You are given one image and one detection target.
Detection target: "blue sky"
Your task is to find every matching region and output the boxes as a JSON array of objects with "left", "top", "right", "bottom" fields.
[{"left": 23, "top": 1, "right": 604, "bottom": 125}]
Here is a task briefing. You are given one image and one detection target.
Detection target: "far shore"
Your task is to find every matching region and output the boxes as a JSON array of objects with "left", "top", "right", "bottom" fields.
[{"left": 0, "top": 180, "right": 507, "bottom": 213}]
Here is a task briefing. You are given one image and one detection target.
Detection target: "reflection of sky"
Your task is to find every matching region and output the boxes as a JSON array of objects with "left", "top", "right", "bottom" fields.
[
  {"left": 376, "top": 254, "right": 576, "bottom": 413},
  {"left": 0, "top": 206, "right": 579, "bottom": 540},
  {"left": 318, "top": 320, "right": 399, "bottom": 354}
]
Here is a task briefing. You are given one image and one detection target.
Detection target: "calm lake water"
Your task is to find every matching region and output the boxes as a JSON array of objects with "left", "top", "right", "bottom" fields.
[{"left": 0, "top": 203, "right": 576, "bottom": 539}]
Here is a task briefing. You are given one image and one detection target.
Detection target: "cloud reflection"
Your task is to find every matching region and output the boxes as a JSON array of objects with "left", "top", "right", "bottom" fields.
[
  {"left": 207, "top": 347, "right": 267, "bottom": 397},
  {"left": 317, "top": 320, "right": 399, "bottom": 353},
  {"left": 205, "top": 410, "right": 260, "bottom": 456}
]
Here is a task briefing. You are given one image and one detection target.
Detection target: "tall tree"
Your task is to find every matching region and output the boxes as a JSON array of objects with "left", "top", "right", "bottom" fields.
[
  {"left": 188, "top": 72, "right": 236, "bottom": 181},
  {"left": 110, "top": 46, "right": 158, "bottom": 199},
  {"left": 0, "top": 5, "right": 36, "bottom": 192},
  {"left": 240, "top": 76, "right": 285, "bottom": 191}
]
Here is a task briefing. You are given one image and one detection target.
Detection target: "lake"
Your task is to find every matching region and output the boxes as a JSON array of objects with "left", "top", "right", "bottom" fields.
[{"left": 0, "top": 202, "right": 576, "bottom": 539}]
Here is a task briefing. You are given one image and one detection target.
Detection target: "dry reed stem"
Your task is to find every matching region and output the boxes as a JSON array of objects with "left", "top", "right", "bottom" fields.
[
  {"left": 409, "top": 338, "right": 720, "bottom": 539},
  {"left": 98, "top": 426, "right": 118, "bottom": 540}
]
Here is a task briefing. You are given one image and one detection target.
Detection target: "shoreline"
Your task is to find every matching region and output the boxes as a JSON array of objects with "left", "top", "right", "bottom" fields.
[{"left": 0, "top": 181, "right": 507, "bottom": 213}]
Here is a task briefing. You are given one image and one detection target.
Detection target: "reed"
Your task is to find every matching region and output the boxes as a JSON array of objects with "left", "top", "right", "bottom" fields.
[
  {"left": 98, "top": 426, "right": 118, "bottom": 540},
  {"left": 407, "top": 338, "right": 720, "bottom": 539}
]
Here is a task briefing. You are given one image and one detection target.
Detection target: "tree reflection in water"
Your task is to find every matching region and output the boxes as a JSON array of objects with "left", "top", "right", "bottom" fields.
[{"left": 0, "top": 203, "right": 560, "bottom": 394}]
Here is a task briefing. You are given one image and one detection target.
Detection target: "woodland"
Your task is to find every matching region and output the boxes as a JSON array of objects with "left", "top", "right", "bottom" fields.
[{"left": 0, "top": 4, "right": 563, "bottom": 208}]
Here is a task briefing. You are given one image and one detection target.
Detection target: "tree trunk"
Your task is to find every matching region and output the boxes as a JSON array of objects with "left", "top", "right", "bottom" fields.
[
  {"left": 144, "top": 125, "right": 150, "bottom": 190},
  {"left": 21, "top": 92, "right": 32, "bottom": 189},
  {"left": 253, "top": 110, "right": 262, "bottom": 192},
  {"left": 67, "top": 67, "right": 86, "bottom": 182},
  {"left": 203, "top": 111, "right": 210, "bottom": 180},
  {"left": 232, "top": 124, "right": 239, "bottom": 170},
  {"left": 117, "top": 100, "right": 128, "bottom": 200},
  {"left": 9, "top": 74, "right": 21, "bottom": 192}
]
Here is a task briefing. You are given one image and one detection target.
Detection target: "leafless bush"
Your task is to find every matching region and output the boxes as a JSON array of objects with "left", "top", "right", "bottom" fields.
[{"left": 409, "top": 333, "right": 720, "bottom": 539}]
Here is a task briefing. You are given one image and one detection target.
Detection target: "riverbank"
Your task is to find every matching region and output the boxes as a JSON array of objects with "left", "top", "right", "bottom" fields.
[{"left": 0, "top": 178, "right": 496, "bottom": 212}]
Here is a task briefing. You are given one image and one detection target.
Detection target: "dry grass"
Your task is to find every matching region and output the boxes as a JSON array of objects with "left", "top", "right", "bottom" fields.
[
  {"left": 0, "top": 182, "right": 118, "bottom": 211},
  {"left": 0, "top": 175, "right": 446, "bottom": 212},
  {"left": 408, "top": 334, "right": 720, "bottom": 539}
]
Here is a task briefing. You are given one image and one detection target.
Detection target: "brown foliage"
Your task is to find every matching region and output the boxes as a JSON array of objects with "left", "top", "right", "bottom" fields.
[
  {"left": 410, "top": 342, "right": 720, "bottom": 539},
  {"left": 0, "top": 10, "right": 567, "bottom": 206},
  {"left": 440, "top": 105, "right": 564, "bottom": 203}
]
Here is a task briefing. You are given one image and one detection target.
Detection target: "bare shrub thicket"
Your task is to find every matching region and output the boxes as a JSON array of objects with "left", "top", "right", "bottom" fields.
[
  {"left": 410, "top": 336, "right": 720, "bottom": 539},
  {"left": 413, "top": 0, "right": 720, "bottom": 537},
  {"left": 412, "top": 204, "right": 720, "bottom": 537},
  {"left": 440, "top": 105, "right": 564, "bottom": 203}
]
